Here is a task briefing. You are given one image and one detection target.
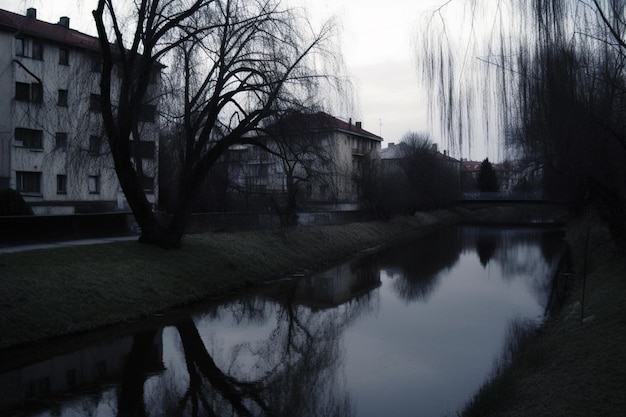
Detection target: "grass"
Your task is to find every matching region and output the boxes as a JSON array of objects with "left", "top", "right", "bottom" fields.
[
  {"left": 0, "top": 212, "right": 459, "bottom": 350},
  {"left": 460, "top": 216, "right": 626, "bottom": 416}
]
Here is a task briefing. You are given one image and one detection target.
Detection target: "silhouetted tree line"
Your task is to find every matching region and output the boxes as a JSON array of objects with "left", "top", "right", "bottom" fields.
[
  {"left": 419, "top": 0, "right": 626, "bottom": 244},
  {"left": 365, "top": 132, "right": 460, "bottom": 217}
]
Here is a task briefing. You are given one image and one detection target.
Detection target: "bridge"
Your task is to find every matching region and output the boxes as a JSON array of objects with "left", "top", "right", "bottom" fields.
[{"left": 456, "top": 194, "right": 570, "bottom": 226}]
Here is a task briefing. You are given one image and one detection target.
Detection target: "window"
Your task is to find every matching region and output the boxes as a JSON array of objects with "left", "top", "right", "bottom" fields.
[
  {"left": 16, "top": 171, "right": 41, "bottom": 194},
  {"left": 55, "top": 132, "right": 68, "bottom": 150},
  {"left": 57, "top": 89, "right": 68, "bottom": 106},
  {"left": 89, "top": 94, "right": 102, "bottom": 112},
  {"left": 15, "top": 38, "right": 24, "bottom": 56},
  {"left": 57, "top": 175, "right": 67, "bottom": 194},
  {"left": 32, "top": 40, "right": 43, "bottom": 60},
  {"left": 15, "top": 128, "right": 43, "bottom": 149},
  {"left": 138, "top": 104, "right": 156, "bottom": 122},
  {"left": 15, "top": 82, "right": 29, "bottom": 101},
  {"left": 88, "top": 175, "right": 100, "bottom": 194},
  {"left": 30, "top": 83, "right": 43, "bottom": 103},
  {"left": 59, "top": 48, "right": 69, "bottom": 65},
  {"left": 89, "top": 135, "right": 101, "bottom": 156},
  {"left": 15, "top": 82, "right": 43, "bottom": 103},
  {"left": 15, "top": 37, "right": 43, "bottom": 60}
]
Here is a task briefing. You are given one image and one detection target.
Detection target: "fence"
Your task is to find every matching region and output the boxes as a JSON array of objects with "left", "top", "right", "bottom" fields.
[{"left": 1, "top": 210, "right": 374, "bottom": 245}]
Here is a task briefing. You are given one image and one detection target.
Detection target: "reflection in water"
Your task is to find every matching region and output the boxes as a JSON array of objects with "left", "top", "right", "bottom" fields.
[
  {"left": 377, "top": 227, "right": 462, "bottom": 302},
  {"left": 476, "top": 233, "right": 497, "bottom": 267},
  {"left": 0, "top": 226, "right": 565, "bottom": 417},
  {"left": 461, "top": 227, "right": 565, "bottom": 309}
]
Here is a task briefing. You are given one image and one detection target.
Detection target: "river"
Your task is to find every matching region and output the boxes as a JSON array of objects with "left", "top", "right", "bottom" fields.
[{"left": 0, "top": 225, "right": 566, "bottom": 417}]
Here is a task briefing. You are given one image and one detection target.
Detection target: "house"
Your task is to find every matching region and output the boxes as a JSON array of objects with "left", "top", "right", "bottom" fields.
[
  {"left": 224, "top": 111, "right": 383, "bottom": 211},
  {"left": 0, "top": 7, "right": 160, "bottom": 214}
]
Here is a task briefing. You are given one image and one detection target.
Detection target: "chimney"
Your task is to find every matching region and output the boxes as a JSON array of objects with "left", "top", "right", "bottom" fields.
[
  {"left": 348, "top": 118, "right": 352, "bottom": 130},
  {"left": 26, "top": 8, "right": 36, "bottom": 19},
  {"left": 356, "top": 121, "right": 362, "bottom": 129},
  {"left": 58, "top": 16, "right": 70, "bottom": 28},
  {"left": 431, "top": 143, "right": 438, "bottom": 153},
  {"left": 388, "top": 142, "right": 395, "bottom": 147}
]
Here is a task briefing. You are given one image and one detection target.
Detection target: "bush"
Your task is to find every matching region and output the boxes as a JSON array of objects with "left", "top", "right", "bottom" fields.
[{"left": 0, "top": 189, "right": 33, "bottom": 216}]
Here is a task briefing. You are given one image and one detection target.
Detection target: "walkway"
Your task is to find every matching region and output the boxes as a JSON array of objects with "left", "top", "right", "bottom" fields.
[{"left": 0, "top": 236, "right": 138, "bottom": 254}]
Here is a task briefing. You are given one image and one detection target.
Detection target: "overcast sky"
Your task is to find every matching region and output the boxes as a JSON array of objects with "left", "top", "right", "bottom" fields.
[{"left": 1, "top": 0, "right": 491, "bottom": 159}]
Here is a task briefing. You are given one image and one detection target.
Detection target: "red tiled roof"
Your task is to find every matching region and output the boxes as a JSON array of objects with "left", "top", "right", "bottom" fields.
[
  {"left": 296, "top": 112, "right": 382, "bottom": 141},
  {"left": 0, "top": 8, "right": 100, "bottom": 52}
]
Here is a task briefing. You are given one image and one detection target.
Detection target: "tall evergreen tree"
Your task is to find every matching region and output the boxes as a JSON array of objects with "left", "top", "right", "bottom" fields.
[{"left": 477, "top": 158, "right": 498, "bottom": 193}]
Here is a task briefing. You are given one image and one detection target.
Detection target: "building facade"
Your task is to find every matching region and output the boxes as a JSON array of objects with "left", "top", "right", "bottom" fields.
[
  {"left": 0, "top": 7, "right": 160, "bottom": 214},
  {"left": 225, "top": 112, "right": 382, "bottom": 211}
]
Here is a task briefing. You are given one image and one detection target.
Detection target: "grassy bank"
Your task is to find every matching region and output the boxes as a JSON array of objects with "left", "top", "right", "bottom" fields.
[
  {"left": 460, "top": 216, "right": 626, "bottom": 416},
  {"left": 0, "top": 211, "right": 463, "bottom": 350}
]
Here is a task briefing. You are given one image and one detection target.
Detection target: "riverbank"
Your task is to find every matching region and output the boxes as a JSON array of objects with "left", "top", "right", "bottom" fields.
[
  {"left": 460, "top": 216, "right": 626, "bottom": 416},
  {"left": 0, "top": 210, "right": 465, "bottom": 350}
]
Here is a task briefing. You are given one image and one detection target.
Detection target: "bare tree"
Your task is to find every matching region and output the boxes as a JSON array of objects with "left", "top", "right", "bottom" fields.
[
  {"left": 397, "top": 132, "right": 459, "bottom": 210},
  {"left": 92, "top": 0, "right": 341, "bottom": 247},
  {"left": 261, "top": 110, "right": 337, "bottom": 226},
  {"left": 370, "top": 132, "right": 459, "bottom": 217}
]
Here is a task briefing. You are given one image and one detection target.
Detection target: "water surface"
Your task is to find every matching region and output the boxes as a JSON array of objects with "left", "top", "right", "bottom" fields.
[{"left": 0, "top": 225, "right": 565, "bottom": 417}]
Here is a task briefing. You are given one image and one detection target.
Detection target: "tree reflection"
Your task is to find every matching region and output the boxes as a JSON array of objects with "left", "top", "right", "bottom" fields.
[
  {"left": 380, "top": 228, "right": 462, "bottom": 302},
  {"left": 476, "top": 233, "right": 498, "bottom": 267},
  {"left": 117, "top": 329, "right": 159, "bottom": 417},
  {"left": 152, "top": 282, "right": 363, "bottom": 417},
  {"left": 176, "top": 318, "right": 272, "bottom": 416},
  {"left": 461, "top": 226, "right": 566, "bottom": 308}
]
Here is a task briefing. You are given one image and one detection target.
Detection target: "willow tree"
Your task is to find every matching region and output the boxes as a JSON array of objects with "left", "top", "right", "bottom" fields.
[
  {"left": 418, "top": 0, "right": 626, "bottom": 242},
  {"left": 92, "top": 0, "right": 342, "bottom": 247}
]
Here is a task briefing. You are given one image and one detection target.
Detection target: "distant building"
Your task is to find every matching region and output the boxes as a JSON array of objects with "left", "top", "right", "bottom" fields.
[
  {"left": 0, "top": 7, "right": 161, "bottom": 214},
  {"left": 380, "top": 141, "right": 461, "bottom": 207},
  {"left": 461, "top": 159, "right": 512, "bottom": 194},
  {"left": 381, "top": 142, "right": 459, "bottom": 171},
  {"left": 224, "top": 112, "right": 383, "bottom": 211}
]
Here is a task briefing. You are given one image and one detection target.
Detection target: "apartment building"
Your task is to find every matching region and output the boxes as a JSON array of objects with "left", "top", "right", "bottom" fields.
[
  {"left": 226, "top": 112, "right": 383, "bottom": 211},
  {"left": 0, "top": 7, "right": 160, "bottom": 214}
]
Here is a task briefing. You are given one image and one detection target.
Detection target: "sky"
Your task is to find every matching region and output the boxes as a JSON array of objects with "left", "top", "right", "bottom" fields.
[{"left": 0, "top": 0, "right": 491, "bottom": 160}]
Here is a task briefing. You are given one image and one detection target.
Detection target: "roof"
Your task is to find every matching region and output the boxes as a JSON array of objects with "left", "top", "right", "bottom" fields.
[
  {"left": 462, "top": 160, "right": 506, "bottom": 172},
  {"left": 0, "top": 8, "right": 101, "bottom": 52},
  {"left": 380, "top": 144, "right": 404, "bottom": 159},
  {"left": 381, "top": 143, "right": 459, "bottom": 163},
  {"left": 269, "top": 111, "right": 383, "bottom": 142}
]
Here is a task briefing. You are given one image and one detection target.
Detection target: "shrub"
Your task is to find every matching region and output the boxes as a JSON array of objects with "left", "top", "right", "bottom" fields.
[{"left": 0, "top": 189, "right": 33, "bottom": 216}]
